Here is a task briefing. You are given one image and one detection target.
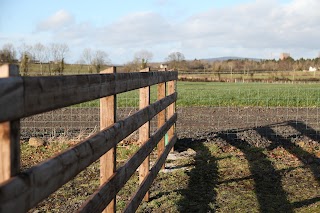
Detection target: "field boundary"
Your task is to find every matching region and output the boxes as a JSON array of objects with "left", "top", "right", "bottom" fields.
[{"left": 0, "top": 64, "right": 178, "bottom": 213}]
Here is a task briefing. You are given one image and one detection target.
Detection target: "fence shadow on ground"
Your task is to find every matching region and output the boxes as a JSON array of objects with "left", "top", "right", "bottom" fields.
[
  {"left": 217, "top": 120, "right": 320, "bottom": 212},
  {"left": 288, "top": 120, "right": 320, "bottom": 141},
  {"left": 175, "top": 138, "right": 219, "bottom": 212},
  {"left": 218, "top": 131, "right": 294, "bottom": 213},
  {"left": 176, "top": 120, "right": 320, "bottom": 212},
  {"left": 255, "top": 120, "right": 320, "bottom": 184}
]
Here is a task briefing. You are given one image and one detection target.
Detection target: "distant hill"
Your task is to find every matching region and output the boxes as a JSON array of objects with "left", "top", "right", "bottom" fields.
[{"left": 201, "top": 56, "right": 262, "bottom": 62}]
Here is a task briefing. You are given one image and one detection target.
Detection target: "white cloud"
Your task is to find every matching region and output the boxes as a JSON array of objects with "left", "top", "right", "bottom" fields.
[
  {"left": 36, "top": 9, "right": 75, "bottom": 32},
  {"left": 99, "top": 11, "right": 175, "bottom": 47},
  {"left": 176, "top": 0, "right": 320, "bottom": 58},
  {"left": 6, "top": 0, "right": 319, "bottom": 63}
]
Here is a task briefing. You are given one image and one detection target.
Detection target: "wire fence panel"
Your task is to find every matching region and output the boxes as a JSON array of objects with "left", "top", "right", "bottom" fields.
[
  {"left": 175, "top": 82, "right": 320, "bottom": 143},
  {"left": 21, "top": 85, "right": 160, "bottom": 141},
  {"left": 21, "top": 106, "right": 100, "bottom": 140},
  {"left": 21, "top": 81, "right": 320, "bottom": 143}
]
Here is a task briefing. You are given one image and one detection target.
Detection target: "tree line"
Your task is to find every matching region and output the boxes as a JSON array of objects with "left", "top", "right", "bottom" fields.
[
  {"left": 0, "top": 43, "right": 110, "bottom": 75},
  {"left": 1, "top": 42, "right": 319, "bottom": 75},
  {"left": 125, "top": 52, "right": 320, "bottom": 73},
  {"left": 160, "top": 56, "right": 320, "bottom": 73},
  {"left": 0, "top": 42, "right": 184, "bottom": 75}
]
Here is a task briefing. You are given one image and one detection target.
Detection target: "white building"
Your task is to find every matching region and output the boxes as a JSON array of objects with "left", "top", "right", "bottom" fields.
[
  {"left": 309, "top": 66, "right": 317, "bottom": 72},
  {"left": 160, "top": 64, "right": 168, "bottom": 69}
]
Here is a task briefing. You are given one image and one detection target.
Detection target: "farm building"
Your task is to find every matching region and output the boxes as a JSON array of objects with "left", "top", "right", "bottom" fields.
[
  {"left": 160, "top": 63, "right": 168, "bottom": 69},
  {"left": 280, "top": 52, "right": 290, "bottom": 60},
  {"left": 309, "top": 66, "right": 317, "bottom": 72}
]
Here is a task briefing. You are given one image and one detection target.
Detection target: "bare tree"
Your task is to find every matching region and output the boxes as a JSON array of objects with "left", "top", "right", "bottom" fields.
[
  {"left": 81, "top": 48, "right": 110, "bottom": 73},
  {"left": 75, "top": 59, "right": 86, "bottom": 74},
  {"left": 50, "top": 43, "right": 69, "bottom": 75},
  {"left": 166, "top": 52, "right": 185, "bottom": 70},
  {"left": 167, "top": 51, "right": 185, "bottom": 62},
  {"left": 43, "top": 45, "right": 53, "bottom": 75},
  {"left": 17, "top": 43, "right": 33, "bottom": 61},
  {"left": 20, "top": 54, "right": 29, "bottom": 76},
  {"left": 59, "top": 58, "right": 65, "bottom": 75},
  {"left": 134, "top": 50, "right": 153, "bottom": 69},
  {"left": 92, "top": 50, "right": 110, "bottom": 73},
  {"left": 81, "top": 48, "right": 93, "bottom": 73},
  {"left": 17, "top": 43, "right": 33, "bottom": 75},
  {"left": 0, "top": 43, "right": 17, "bottom": 63},
  {"left": 50, "top": 43, "right": 69, "bottom": 62},
  {"left": 33, "top": 43, "right": 46, "bottom": 74}
]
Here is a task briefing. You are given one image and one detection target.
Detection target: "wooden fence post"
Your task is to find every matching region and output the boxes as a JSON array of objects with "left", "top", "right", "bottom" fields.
[
  {"left": 167, "top": 70, "right": 176, "bottom": 152},
  {"left": 0, "top": 64, "right": 20, "bottom": 184},
  {"left": 139, "top": 67, "right": 151, "bottom": 201},
  {"left": 100, "top": 67, "right": 117, "bottom": 213},
  {"left": 157, "top": 68, "right": 166, "bottom": 170}
]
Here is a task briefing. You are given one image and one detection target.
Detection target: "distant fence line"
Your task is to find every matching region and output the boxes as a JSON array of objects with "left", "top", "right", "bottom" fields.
[
  {"left": 179, "top": 70, "right": 282, "bottom": 75},
  {"left": 178, "top": 75, "right": 320, "bottom": 84},
  {"left": 0, "top": 64, "right": 178, "bottom": 213}
]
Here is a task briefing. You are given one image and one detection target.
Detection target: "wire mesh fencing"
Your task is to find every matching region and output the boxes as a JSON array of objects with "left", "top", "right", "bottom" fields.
[
  {"left": 20, "top": 85, "right": 160, "bottom": 142},
  {"left": 175, "top": 81, "right": 320, "bottom": 144},
  {"left": 21, "top": 81, "right": 320, "bottom": 143}
]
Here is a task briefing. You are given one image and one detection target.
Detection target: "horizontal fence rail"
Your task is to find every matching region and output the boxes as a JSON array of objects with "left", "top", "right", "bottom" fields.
[
  {"left": 0, "top": 71, "right": 177, "bottom": 122},
  {"left": 0, "top": 64, "right": 178, "bottom": 213}
]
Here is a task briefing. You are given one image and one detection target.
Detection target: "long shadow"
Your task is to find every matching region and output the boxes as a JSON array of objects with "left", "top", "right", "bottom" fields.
[
  {"left": 175, "top": 120, "right": 320, "bottom": 212},
  {"left": 287, "top": 120, "right": 320, "bottom": 142},
  {"left": 217, "top": 131, "right": 294, "bottom": 213},
  {"left": 176, "top": 138, "right": 219, "bottom": 212},
  {"left": 255, "top": 123, "right": 320, "bottom": 182}
]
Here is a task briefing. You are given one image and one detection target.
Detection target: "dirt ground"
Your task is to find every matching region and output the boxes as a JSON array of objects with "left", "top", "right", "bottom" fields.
[{"left": 21, "top": 106, "right": 320, "bottom": 144}]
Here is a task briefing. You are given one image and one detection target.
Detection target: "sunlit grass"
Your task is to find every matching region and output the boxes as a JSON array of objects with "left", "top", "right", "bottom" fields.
[
  {"left": 73, "top": 82, "right": 320, "bottom": 108},
  {"left": 177, "top": 82, "right": 320, "bottom": 107}
]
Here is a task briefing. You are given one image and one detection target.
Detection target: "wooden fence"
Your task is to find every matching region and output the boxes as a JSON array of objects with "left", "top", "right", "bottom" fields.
[{"left": 0, "top": 64, "right": 178, "bottom": 213}]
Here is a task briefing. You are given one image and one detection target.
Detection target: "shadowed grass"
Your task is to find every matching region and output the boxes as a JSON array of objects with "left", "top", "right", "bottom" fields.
[{"left": 21, "top": 123, "right": 320, "bottom": 212}]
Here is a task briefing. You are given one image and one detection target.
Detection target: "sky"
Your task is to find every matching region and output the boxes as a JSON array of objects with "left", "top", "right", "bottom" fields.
[{"left": 1, "top": 0, "right": 320, "bottom": 64}]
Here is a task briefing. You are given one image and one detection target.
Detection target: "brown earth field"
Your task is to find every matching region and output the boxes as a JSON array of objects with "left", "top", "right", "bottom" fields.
[
  {"left": 21, "top": 106, "right": 320, "bottom": 142},
  {"left": 20, "top": 107, "right": 320, "bottom": 212}
]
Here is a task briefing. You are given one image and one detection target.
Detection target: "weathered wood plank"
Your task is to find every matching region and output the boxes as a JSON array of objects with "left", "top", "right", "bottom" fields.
[
  {"left": 167, "top": 78, "right": 176, "bottom": 152},
  {"left": 0, "top": 71, "right": 178, "bottom": 122},
  {"left": 99, "top": 67, "right": 116, "bottom": 213},
  {"left": 0, "top": 64, "right": 21, "bottom": 184},
  {"left": 0, "top": 79, "right": 24, "bottom": 122},
  {"left": 157, "top": 76, "right": 166, "bottom": 170},
  {"left": 78, "top": 113, "right": 177, "bottom": 213},
  {"left": 123, "top": 134, "right": 178, "bottom": 213},
  {"left": 0, "top": 93, "right": 177, "bottom": 213},
  {"left": 139, "top": 68, "right": 150, "bottom": 202}
]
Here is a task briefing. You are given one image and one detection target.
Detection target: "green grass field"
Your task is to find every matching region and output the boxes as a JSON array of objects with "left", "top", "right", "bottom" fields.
[
  {"left": 76, "top": 81, "right": 320, "bottom": 108},
  {"left": 180, "top": 70, "right": 320, "bottom": 80},
  {"left": 177, "top": 81, "right": 320, "bottom": 107}
]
